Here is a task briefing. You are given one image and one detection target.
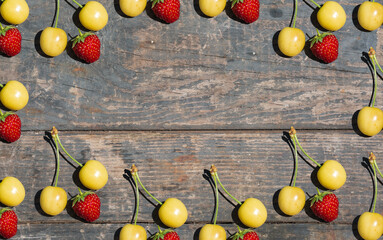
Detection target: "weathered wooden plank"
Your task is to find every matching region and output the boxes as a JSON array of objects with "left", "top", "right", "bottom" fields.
[
  {"left": 12, "top": 222, "right": 358, "bottom": 239},
  {"left": 0, "top": 1, "right": 379, "bottom": 130},
  {"left": 1, "top": 130, "right": 382, "bottom": 226}
]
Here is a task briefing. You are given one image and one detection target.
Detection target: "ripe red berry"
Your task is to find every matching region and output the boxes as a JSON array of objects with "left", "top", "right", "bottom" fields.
[
  {"left": 232, "top": 229, "right": 259, "bottom": 240},
  {"left": 0, "top": 113, "right": 21, "bottom": 143},
  {"left": 231, "top": 0, "right": 260, "bottom": 24},
  {"left": 0, "top": 27, "right": 21, "bottom": 57},
  {"left": 72, "top": 192, "right": 101, "bottom": 222},
  {"left": 72, "top": 32, "right": 100, "bottom": 63},
  {"left": 310, "top": 191, "right": 339, "bottom": 222},
  {"left": 151, "top": 0, "right": 180, "bottom": 24},
  {"left": 152, "top": 229, "right": 180, "bottom": 240},
  {"left": 0, "top": 209, "right": 18, "bottom": 239},
  {"left": 310, "top": 31, "right": 339, "bottom": 64}
]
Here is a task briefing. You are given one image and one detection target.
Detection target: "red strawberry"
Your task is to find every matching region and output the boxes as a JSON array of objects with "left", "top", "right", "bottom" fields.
[
  {"left": 151, "top": 0, "right": 180, "bottom": 24},
  {"left": 0, "top": 26, "right": 21, "bottom": 57},
  {"left": 310, "top": 31, "right": 339, "bottom": 63},
  {"left": 72, "top": 31, "right": 100, "bottom": 63},
  {"left": 232, "top": 228, "right": 259, "bottom": 240},
  {"left": 152, "top": 229, "right": 180, "bottom": 240},
  {"left": 231, "top": 0, "right": 259, "bottom": 24},
  {"left": 310, "top": 190, "right": 339, "bottom": 222},
  {"left": 0, "top": 209, "right": 18, "bottom": 239},
  {"left": 0, "top": 112, "right": 21, "bottom": 143},
  {"left": 72, "top": 191, "right": 100, "bottom": 222}
]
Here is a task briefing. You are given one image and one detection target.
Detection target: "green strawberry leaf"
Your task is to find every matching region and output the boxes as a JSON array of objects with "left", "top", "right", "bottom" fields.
[
  {"left": 150, "top": 0, "right": 165, "bottom": 8},
  {"left": 310, "top": 190, "right": 332, "bottom": 207},
  {"left": 152, "top": 229, "right": 174, "bottom": 240},
  {"left": 0, "top": 26, "right": 16, "bottom": 37},
  {"left": 71, "top": 32, "right": 95, "bottom": 48},
  {"left": 0, "top": 111, "right": 15, "bottom": 122},
  {"left": 0, "top": 208, "right": 11, "bottom": 218},
  {"left": 71, "top": 191, "right": 94, "bottom": 207},
  {"left": 309, "top": 30, "right": 333, "bottom": 48}
]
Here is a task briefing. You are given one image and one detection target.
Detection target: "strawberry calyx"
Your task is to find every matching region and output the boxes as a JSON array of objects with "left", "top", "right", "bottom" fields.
[
  {"left": 231, "top": 227, "right": 254, "bottom": 240},
  {"left": 150, "top": 0, "right": 165, "bottom": 8},
  {"left": 230, "top": 0, "right": 244, "bottom": 8},
  {"left": 71, "top": 30, "right": 95, "bottom": 48},
  {"left": 310, "top": 189, "right": 332, "bottom": 207},
  {"left": 0, "top": 111, "right": 14, "bottom": 122},
  {"left": 0, "top": 25, "right": 15, "bottom": 37},
  {"left": 0, "top": 208, "right": 12, "bottom": 218},
  {"left": 71, "top": 189, "right": 95, "bottom": 207},
  {"left": 309, "top": 30, "right": 333, "bottom": 48},
  {"left": 152, "top": 228, "right": 175, "bottom": 240}
]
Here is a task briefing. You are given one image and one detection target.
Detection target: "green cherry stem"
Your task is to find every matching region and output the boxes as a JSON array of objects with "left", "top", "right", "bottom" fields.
[
  {"left": 310, "top": 0, "right": 321, "bottom": 8},
  {"left": 292, "top": 0, "right": 298, "bottom": 28},
  {"left": 289, "top": 127, "right": 299, "bottom": 187},
  {"left": 52, "top": 128, "right": 83, "bottom": 167},
  {"left": 131, "top": 172, "right": 140, "bottom": 225},
  {"left": 214, "top": 172, "right": 242, "bottom": 205},
  {"left": 373, "top": 54, "right": 383, "bottom": 74},
  {"left": 369, "top": 153, "right": 378, "bottom": 213},
  {"left": 54, "top": 0, "right": 60, "bottom": 28},
  {"left": 72, "top": 0, "right": 84, "bottom": 8},
  {"left": 374, "top": 160, "right": 383, "bottom": 179},
  {"left": 211, "top": 170, "right": 219, "bottom": 225},
  {"left": 369, "top": 48, "right": 378, "bottom": 108},
  {"left": 52, "top": 129, "right": 60, "bottom": 187},
  {"left": 293, "top": 135, "right": 321, "bottom": 167},
  {"left": 134, "top": 170, "right": 163, "bottom": 206}
]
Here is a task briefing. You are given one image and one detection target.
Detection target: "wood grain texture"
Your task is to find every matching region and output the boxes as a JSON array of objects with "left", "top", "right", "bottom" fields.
[
  {"left": 14, "top": 222, "right": 358, "bottom": 239},
  {"left": 0, "top": 131, "right": 382, "bottom": 239},
  {"left": 0, "top": 0, "right": 380, "bottom": 130}
]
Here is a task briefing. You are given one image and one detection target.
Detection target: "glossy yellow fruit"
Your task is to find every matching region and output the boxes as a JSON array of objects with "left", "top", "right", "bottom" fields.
[
  {"left": 357, "top": 106, "right": 383, "bottom": 137},
  {"left": 358, "top": 212, "right": 383, "bottom": 240},
  {"left": 0, "top": 176, "right": 25, "bottom": 207},
  {"left": 40, "top": 186, "right": 67, "bottom": 216},
  {"left": 0, "top": 80, "right": 29, "bottom": 111},
  {"left": 278, "top": 186, "right": 305, "bottom": 216},
  {"left": 317, "top": 1, "right": 346, "bottom": 31},
  {"left": 358, "top": 1, "right": 383, "bottom": 31},
  {"left": 278, "top": 27, "right": 305, "bottom": 57},
  {"left": 0, "top": 0, "right": 29, "bottom": 25},
  {"left": 40, "top": 27, "right": 67, "bottom": 57},
  {"left": 199, "top": 0, "right": 226, "bottom": 17},
  {"left": 79, "top": 1, "right": 108, "bottom": 31},
  {"left": 119, "top": 224, "right": 147, "bottom": 240},
  {"left": 199, "top": 224, "right": 226, "bottom": 240},
  {"left": 119, "top": 0, "right": 147, "bottom": 17},
  {"left": 238, "top": 198, "right": 267, "bottom": 228},
  {"left": 317, "top": 160, "right": 346, "bottom": 190},
  {"left": 159, "top": 198, "right": 188, "bottom": 228},
  {"left": 79, "top": 160, "right": 108, "bottom": 190}
]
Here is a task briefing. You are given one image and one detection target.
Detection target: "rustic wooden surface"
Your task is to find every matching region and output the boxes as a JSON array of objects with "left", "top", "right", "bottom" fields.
[{"left": 0, "top": 0, "right": 382, "bottom": 239}]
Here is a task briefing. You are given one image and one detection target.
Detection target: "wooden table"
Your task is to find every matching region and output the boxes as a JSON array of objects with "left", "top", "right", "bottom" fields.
[{"left": 0, "top": 0, "right": 382, "bottom": 239}]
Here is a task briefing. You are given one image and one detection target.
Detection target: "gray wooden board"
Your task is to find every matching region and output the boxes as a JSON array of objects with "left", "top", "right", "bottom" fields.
[
  {"left": 0, "top": 0, "right": 381, "bottom": 130},
  {"left": 13, "top": 222, "right": 358, "bottom": 239},
  {"left": 0, "top": 131, "right": 382, "bottom": 234}
]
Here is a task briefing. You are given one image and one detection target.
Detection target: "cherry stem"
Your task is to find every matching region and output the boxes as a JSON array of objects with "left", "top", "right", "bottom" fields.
[
  {"left": 372, "top": 161, "right": 377, "bottom": 213},
  {"left": 214, "top": 173, "right": 242, "bottom": 205},
  {"left": 54, "top": 135, "right": 83, "bottom": 167},
  {"left": 374, "top": 161, "right": 383, "bottom": 179},
  {"left": 310, "top": 0, "right": 321, "bottom": 8},
  {"left": 53, "top": 136, "right": 60, "bottom": 187},
  {"left": 292, "top": 0, "right": 298, "bottom": 28},
  {"left": 54, "top": 0, "right": 60, "bottom": 28},
  {"left": 291, "top": 134, "right": 298, "bottom": 187},
  {"left": 293, "top": 135, "right": 321, "bottom": 167},
  {"left": 135, "top": 173, "right": 163, "bottom": 206},
  {"left": 371, "top": 56, "right": 378, "bottom": 108},
  {"left": 212, "top": 173, "right": 219, "bottom": 225},
  {"left": 373, "top": 55, "right": 383, "bottom": 75},
  {"left": 132, "top": 173, "right": 139, "bottom": 225},
  {"left": 72, "top": 0, "right": 83, "bottom": 8}
]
